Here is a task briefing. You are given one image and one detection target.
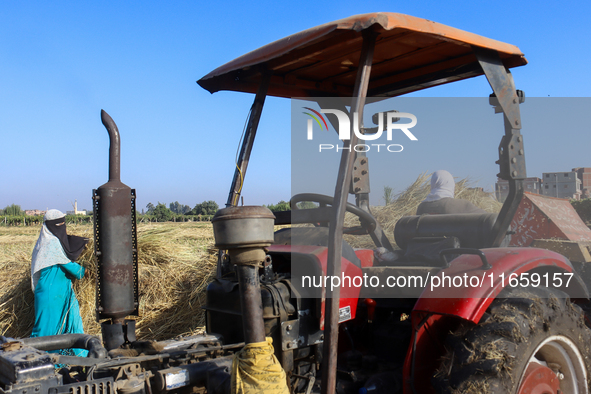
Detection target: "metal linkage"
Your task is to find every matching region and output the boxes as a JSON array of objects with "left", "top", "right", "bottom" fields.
[
  {"left": 474, "top": 48, "right": 526, "bottom": 248},
  {"left": 226, "top": 73, "right": 271, "bottom": 208},
  {"left": 321, "top": 30, "right": 377, "bottom": 394}
]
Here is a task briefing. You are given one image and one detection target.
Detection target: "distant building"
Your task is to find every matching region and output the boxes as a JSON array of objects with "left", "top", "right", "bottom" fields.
[
  {"left": 541, "top": 172, "right": 582, "bottom": 200},
  {"left": 66, "top": 200, "right": 89, "bottom": 215},
  {"left": 25, "top": 209, "right": 46, "bottom": 216},
  {"left": 66, "top": 209, "right": 89, "bottom": 215},
  {"left": 495, "top": 168, "right": 591, "bottom": 202},
  {"left": 496, "top": 177, "right": 541, "bottom": 202},
  {"left": 572, "top": 167, "right": 591, "bottom": 199}
]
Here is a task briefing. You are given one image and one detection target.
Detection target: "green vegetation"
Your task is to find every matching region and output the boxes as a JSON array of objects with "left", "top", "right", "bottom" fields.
[
  {"left": 140, "top": 200, "right": 220, "bottom": 223},
  {"left": 296, "top": 201, "right": 318, "bottom": 209},
  {"left": 2, "top": 204, "right": 22, "bottom": 216},
  {"left": 383, "top": 186, "right": 393, "bottom": 205},
  {"left": 152, "top": 203, "right": 173, "bottom": 222},
  {"left": 264, "top": 200, "right": 317, "bottom": 212},
  {"left": 169, "top": 201, "right": 192, "bottom": 214},
  {"left": 0, "top": 214, "right": 91, "bottom": 226},
  {"left": 191, "top": 201, "right": 219, "bottom": 216},
  {"left": 265, "top": 200, "right": 290, "bottom": 212},
  {"left": 571, "top": 198, "right": 591, "bottom": 225}
]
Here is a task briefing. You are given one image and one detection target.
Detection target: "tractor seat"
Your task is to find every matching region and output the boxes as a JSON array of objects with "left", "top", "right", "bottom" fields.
[
  {"left": 273, "top": 227, "right": 362, "bottom": 268},
  {"left": 394, "top": 213, "right": 497, "bottom": 250},
  {"left": 374, "top": 213, "right": 497, "bottom": 267},
  {"left": 360, "top": 214, "right": 497, "bottom": 298}
]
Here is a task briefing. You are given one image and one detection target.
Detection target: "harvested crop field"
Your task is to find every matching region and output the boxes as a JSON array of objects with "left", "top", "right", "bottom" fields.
[
  {"left": 0, "top": 175, "right": 501, "bottom": 342},
  {"left": 0, "top": 222, "right": 217, "bottom": 341}
]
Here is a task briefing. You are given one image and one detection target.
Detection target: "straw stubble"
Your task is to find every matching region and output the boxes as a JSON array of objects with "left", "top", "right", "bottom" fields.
[{"left": 0, "top": 222, "right": 217, "bottom": 341}]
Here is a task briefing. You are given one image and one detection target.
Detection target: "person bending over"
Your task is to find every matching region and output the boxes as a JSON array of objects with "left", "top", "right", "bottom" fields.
[
  {"left": 30, "top": 209, "right": 89, "bottom": 357},
  {"left": 416, "top": 170, "right": 486, "bottom": 215}
]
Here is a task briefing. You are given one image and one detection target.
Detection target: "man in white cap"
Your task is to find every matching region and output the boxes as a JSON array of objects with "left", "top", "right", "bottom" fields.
[
  {"left": 416, "top": 170, "right": 486, "bottom": 215},
  {"left": 30, "top": 209, "right": 89, "bottom": 356}
]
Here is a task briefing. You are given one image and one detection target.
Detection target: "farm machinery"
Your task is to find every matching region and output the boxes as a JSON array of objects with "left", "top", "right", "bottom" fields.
[{"left": 2, "top": 12, "right": 591, "bottom": 394}]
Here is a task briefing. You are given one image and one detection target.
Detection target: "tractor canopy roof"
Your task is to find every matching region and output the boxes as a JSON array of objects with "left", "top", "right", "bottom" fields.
[{"left": 198, "top": 12, "right": 527, "bottom": 98}]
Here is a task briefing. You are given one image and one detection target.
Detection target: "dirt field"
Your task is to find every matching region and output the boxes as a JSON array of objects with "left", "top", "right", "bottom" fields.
[{"left": 0, "top": 222, "right": 217, "bottom": 341}]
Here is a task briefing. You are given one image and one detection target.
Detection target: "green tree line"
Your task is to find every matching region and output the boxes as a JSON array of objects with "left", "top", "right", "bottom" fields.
[
  {"left": 0, "top": 204, "right": 23, "bottom": 216},
  {"left": 144, "top": 201, "right": 220, "bottom": 222},
  {"left": 1, "top": 199, "right": 326, "bottom": 226},
  {"left": 0, "top": 214, "right": 92, "bottom": 226},
  {"left": 263, "top": 200, "right": 318, "bottom": 212},
  {"left": 0, "top": 212, "right": 216, "bottom": 226}
]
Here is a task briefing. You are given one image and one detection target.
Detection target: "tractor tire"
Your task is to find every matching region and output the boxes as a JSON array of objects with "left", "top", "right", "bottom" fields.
[{"left": 433, "top": 286, "right": 591, "bottom": 394}]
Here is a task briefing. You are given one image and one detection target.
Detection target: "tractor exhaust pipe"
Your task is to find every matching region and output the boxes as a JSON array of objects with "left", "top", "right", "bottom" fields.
[
  {"left": 93, "top": 110, "right": 138, "bottom": 351},
  {"left": 101, "top": 110, "right": 121, "bottom": 182},
  {"left": 22, "top": 334, "right": 107, "bottom": 359}
]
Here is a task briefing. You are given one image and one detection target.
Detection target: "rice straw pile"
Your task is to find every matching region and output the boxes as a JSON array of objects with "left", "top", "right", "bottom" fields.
[
  {"left": 0, "top": 222, "right": 217, "bottom": 341},
  {"left": 344, "top": 172, "right": 502, "bottom": 249},
  {"left": 0, "top": 175, "right": 500, "bottom": 340}
]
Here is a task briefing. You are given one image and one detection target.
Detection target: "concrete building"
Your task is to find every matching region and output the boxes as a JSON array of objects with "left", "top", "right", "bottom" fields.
[
  {"left": 495, "top": 168, "right": 591, "bottom": 202},
  {"left": 541, "top": 172, "right": 582, "bottom": 200},
  {"left": 25, "top": 209, "right": 46, "bottom": 216},
  {"left": 66, "top": 200, "right": 89, "bottom": 215},
  {"left": 496, "top": 177, "right": 541, "bottom": 202},
  {"left": 573, "top": 167, "right": 591, "bottom": 199}
]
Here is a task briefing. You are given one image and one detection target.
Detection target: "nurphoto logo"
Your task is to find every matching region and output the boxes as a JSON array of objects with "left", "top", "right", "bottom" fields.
[{"left": 303, "top": 107, "right": 418, "bottom": 153}]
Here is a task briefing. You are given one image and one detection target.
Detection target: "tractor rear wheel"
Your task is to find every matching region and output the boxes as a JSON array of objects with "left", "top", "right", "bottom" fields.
[{"left": 433, "top": 286, "right": 591, "bottom": 394}]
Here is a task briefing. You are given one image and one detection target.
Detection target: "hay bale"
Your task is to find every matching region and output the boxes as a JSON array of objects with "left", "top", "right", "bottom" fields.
[
  {"left": 0, "top": 223, "right": 217, "bottom": 341},
  {"left": 0, "top": 227, "right": 40, "bottom": 338}
]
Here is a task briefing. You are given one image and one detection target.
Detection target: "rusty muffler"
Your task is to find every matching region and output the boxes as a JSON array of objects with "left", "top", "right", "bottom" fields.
[{"left": 93, "top": 110, "right": 138, "bottom": 350}]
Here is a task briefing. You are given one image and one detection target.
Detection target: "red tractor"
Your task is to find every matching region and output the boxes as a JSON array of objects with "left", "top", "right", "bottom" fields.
[
  {"left": 198, "top": 12, "right": 591, "bottom": 394},
  {"left": 2, "top": 12, "right": 589, "bottom": 394}
]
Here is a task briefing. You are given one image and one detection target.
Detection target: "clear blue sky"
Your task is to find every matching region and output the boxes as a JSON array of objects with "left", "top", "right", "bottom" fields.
[{"left": 1, "top": 1, "right": 590, "bottom": 213}]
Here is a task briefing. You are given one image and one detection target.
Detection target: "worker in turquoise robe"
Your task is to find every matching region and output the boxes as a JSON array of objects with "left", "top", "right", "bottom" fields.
[{"left": 30, "top": 209, "right": 89, "bottom": 357}]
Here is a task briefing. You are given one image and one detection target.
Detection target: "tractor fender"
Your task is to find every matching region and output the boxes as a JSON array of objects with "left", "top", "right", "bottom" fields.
[{"left": 413, "top": 247, "right": 588, "bottom": 324}]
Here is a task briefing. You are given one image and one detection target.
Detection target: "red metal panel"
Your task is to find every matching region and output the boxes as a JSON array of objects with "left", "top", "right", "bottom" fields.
[
  {"left": 267, "top": 244, "right": 361, "bottom": 329},
  {"left": 354, "top": 249, "right": 375, "bottom": 268},
  {"left": 405, "top": 247, "right": 584, "bottom": 393},
  {"left": 403, "top": 313, "right": 451, "bottom": 394},
  {"left": 412, "top": 247, "right": 578, "bottom": 323},
  {"left": 509, "top": 192, "right": 591, "bottom": 246}
]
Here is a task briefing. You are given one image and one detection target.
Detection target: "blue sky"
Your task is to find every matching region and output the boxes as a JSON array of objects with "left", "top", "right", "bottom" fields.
[{"left": 1, "top": 1, "right": 590, "bottom": 213}]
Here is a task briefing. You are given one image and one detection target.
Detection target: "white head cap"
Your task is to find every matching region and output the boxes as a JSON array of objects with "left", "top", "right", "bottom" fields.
[
  {"left": 423, "top": 170, "right": 455, "bottom": 202},
  {"left": 44, "top": 209, "right": 66, "bottom": 221}
]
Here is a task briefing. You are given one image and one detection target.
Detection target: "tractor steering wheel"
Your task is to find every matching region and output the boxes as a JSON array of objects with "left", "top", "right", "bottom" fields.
[{"left": 290, "top": 193, "right": 377, "bottom": 234}]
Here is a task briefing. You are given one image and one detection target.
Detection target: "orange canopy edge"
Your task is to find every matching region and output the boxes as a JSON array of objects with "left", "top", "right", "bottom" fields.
[{"left": 198, "top": 12, "right": 527, "bottom": 98}]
